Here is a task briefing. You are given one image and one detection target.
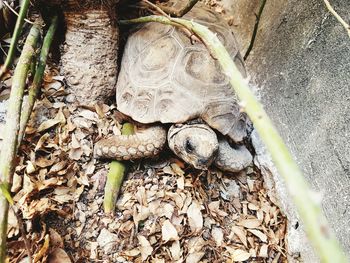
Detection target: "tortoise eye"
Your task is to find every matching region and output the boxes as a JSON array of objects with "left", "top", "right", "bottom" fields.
[{"left": 185, "top": 139, "right": 195, "bottom": 153}]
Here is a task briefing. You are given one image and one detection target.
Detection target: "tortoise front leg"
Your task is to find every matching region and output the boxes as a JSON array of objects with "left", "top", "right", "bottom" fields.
[
  {"left": 94, "top": 125, "right": 166, "bottom": 160},
  {"left": 214, "top": 139, "right": 253, "bottom": 173}
]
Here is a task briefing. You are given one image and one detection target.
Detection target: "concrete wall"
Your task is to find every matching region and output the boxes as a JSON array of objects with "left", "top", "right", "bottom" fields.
[{"left": 225, "top": 0, "right": 350, "bottom": 259}]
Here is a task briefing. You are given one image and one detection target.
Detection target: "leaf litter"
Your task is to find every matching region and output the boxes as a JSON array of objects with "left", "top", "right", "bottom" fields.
[{"left": 2, "top": 66, "right": 289, "bottom": 262}]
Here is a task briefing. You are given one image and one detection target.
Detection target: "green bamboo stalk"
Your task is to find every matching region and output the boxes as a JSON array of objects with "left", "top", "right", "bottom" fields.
[
  {"left": 0, "top": 0, "right": 31, "bottom": 78},
  {"left": 18, "top": 16, "right": 58, "bottom": 145},
  {"left": 119, "top": 16, "right": 347, "bottom": 262},
  {"left": 0, "top": 22, "right": 40, "bottom": 263},
  {"left": 103, "top": 123, "right": 135, "bottom": 214}
]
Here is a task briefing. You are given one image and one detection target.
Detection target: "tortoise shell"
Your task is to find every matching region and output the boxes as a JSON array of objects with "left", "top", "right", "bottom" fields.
[{"left": 116, "top": 4, "right": 248, "bottom": 142}]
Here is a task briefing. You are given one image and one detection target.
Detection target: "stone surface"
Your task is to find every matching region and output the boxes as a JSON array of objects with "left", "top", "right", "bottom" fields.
[{"left": 226, "top": 0, "right": 350, "bottom": 260}]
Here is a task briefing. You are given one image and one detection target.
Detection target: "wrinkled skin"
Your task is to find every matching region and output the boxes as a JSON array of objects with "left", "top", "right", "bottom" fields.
[{"left": 168, "top": 124, "right": 218, "bottom": 169}]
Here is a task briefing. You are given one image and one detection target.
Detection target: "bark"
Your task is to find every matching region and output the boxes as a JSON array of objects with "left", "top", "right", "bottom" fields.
[{"left": 60, "top": 0, "right": 119, "bottom": 105}]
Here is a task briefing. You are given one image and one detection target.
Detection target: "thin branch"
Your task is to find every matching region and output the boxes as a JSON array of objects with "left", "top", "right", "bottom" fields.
[
  {"left": 160, "top": 0, "right": 200, "bottom": 17},
  {"left": 323, "top": 0, "right": 350, "bottom": 38},
  {"left": 0, "top": 21, "right": 41, "bottom": 262},
  {"left": 244, "top": 0, "right": 266, "bottom": 60},
  {"left": 142, "top": 0, "right": 169, "bottom": 17},
  {"left": 119, "top": 15, "right": 347, "bottom": 262},
  {"left": 11, "top": 207, "right": 32, "bottom": 262},
  {"left": 0, "top": 0, "right": 31, "bottom": 78},
  {"left": 3, "top": 1, "right": 34, "bottom": 24}
]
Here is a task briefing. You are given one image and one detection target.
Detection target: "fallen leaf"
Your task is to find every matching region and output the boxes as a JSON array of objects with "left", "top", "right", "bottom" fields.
[
  {"left": 211, "top": 227, "right": 224, "bottom": 246},
  {"left": 230, "top": 226, "right": 247, "bottom": 247},
  {"left": 247, "top": 229, "right": 268, "bottom": 243},
  {"left": 161, "top": 220, "right": 179, "bottom": 242},
  {"left": 169, "top": 240, "right": 182, "bottom": 260},
  {"left": 186, "top": 252, "right": 205, "bottom": 263},
  {"left": 237, "top": 218, "right": 262, "bottom": 229},
  {"left": 187, "top": 201, "right": 203, "bottom": 233},
  {"left": 259, "top": 244, "right": 269, "bottom": 258},
  {"left": 138, "top": 235, "right": 153, "bottom": 261},
  {"left": 37, "top": 119, "right": 61, "bottom": 133},
  {"left": 48, "top": 248, "right": 72, "bottom": 263},
  {"left": 226, "top": 247, "right": 250, "bottom": 262}
]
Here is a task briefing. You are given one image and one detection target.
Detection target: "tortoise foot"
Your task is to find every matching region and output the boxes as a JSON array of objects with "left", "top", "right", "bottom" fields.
[{"left": 214, "top": 139, "right": 252, "bottom": 173}]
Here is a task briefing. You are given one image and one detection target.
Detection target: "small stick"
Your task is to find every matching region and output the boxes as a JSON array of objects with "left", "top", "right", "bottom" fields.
[
  {"left": 142, "top": 0, "right": 169, "bottom": 17},
  {"left": 244, "top": 0, "right": 267, "bottom": 60},
  {"left": 0, "top": 0, "right": 31, "bottom": 78},
  {"left": 323, "top": 0, "right": 350, "bottom": 38},
  {"left": 0, "top": 21, "right": 41, "bottom": 262},
  {"left": 11, "top": 206, "right": 32, "bottom": 262},
  {"left": 3, "top": 1, "right": 34, "bottom": 24},
  {"left": 160, "top": 0, "right": 200, "bottom": 17}
]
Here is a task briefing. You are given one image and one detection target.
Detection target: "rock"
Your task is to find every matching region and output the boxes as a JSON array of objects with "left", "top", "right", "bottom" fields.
[{"left": 227, "top": 0, "right": 350, "bottom": 261}]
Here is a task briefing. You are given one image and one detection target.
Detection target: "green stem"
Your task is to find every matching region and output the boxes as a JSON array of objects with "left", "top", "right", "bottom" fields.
[
  {"left": 103, "top": 123, "right": 134, "bottom": 214},
  {"left": 119, "top": 16, "right": 347, "bottom": 262},
  {"left": 0, "top": 0, "right": 31, "bottom": 78},
  {"left": 0, "top": 22, "right": 41, "bottom": 263},
  {"left": 18, "top": 16, "right": 58, "bottom": 145}
]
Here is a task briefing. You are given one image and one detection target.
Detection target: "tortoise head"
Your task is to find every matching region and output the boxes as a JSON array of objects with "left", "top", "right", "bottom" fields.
[{"left": 168, "top": 124, "right": 219, "bottom": 169}]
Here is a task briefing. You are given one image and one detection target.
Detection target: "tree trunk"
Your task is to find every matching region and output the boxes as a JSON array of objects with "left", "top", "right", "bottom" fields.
[{"left": 54, "top": 1, "right": 119, "bottom": 105}]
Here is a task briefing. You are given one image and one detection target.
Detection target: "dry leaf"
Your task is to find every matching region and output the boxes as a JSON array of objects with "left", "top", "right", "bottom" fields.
[
  {"left": 49, "top": 228, "right": 64, "bottom": 248},
  {"left": 237, "top": 218, "right": 262, "bottom": 229},
  {"left": 169, "top": 240, "right": 182, "bottom": 260},
  {"left": 230, "top": 226, "right": 247, "bottom": 247},
  {"left": 186, "top": 252, "right": 205, "bottom": 263},
  {"left": 211, "top": 227, "right": 224, "bottom": 246},
  {"left": 259, "top": 244, "right": 269, "bottom": 258},
  {"left": 138, "top": 235, "right": 153, "bottom": 261},
  {"left": 161, "top": 220, "right": 179, "bottom": 242},
  {"left": 247, "top": 229, "right": 268, "bottom": 243},
  {"left": 187, "top": 201, "right": 203, "bottom": 233},
  {"left": 48, "top": 248, "right": 72, "bottom": 263},
  {"left": 37, "top": 119, "right": 61, "bottom": 132},
  {"left": 226, "top": 247, "right": 250, "bottom": 262}
]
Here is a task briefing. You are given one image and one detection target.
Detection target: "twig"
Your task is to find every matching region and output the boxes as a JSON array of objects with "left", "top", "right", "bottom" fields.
[
  {"left": 3, "top": 1, "right": 34, "bottom": 25},
  {"left": 103, "top": 123, "right": 134, "bottom": 214},
  {"left": 11, "top": 206, "right": 32, "bottom": 262},
  {"left": 119, "top": 15, "right": 347, "bottom": 262},
  {"left": 160, "top": 0, "right": 200, "bottom": 17},
  {"left": 0, "top": 0, "right": 31, "bottom": 78},
  {"left": 18, "top": 16, "right": 58, "bottom": 145},
  {"left": 0, "top": 21, "right": 40, "bottom": 263},
  {"left": 142, "top": 0, "right": 169, "bottom": 17},
  {"left": 244, "top": 0, "right": 266, "bottom": 60},
  {"left": 323, "top": 0, "right": 350, "bottom": 38}
]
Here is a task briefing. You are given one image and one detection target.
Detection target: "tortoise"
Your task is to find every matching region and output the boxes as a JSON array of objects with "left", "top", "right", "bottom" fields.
[{"left": 94, "top": 4, "right": 253, "bottom": 172}]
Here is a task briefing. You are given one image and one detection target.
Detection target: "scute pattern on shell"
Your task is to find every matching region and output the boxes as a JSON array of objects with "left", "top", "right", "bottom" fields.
[{"left": 117, "top": 4, "right": 248, "bottom": 142}]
